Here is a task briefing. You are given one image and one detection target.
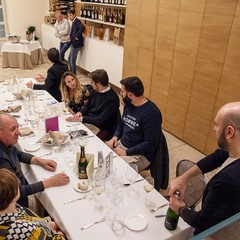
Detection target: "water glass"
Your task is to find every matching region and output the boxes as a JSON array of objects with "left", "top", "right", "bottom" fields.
[{"left": 112, "top": 214, "right": 125, "bottom": 234}]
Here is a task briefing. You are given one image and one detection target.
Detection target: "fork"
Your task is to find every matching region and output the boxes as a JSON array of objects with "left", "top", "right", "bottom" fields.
[
  {"left": 81, "top": 216, "right": 106, "bottom": 230},
  {"left": 150, "top": 203, "right": 169, "bottom": 213}
]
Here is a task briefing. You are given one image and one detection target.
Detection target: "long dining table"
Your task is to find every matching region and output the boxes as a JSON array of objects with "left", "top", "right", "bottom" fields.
[{"left": 0, "top": 78, "right": 194, "bottom": 240}]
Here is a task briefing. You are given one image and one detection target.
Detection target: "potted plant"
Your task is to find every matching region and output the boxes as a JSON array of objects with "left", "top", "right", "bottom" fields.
[{"left": 26, "top": 26, "right": 39, "bottom": 41}]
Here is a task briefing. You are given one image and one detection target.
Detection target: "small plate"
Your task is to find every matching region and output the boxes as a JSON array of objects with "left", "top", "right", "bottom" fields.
[
  {"left": 5, "top": 97, "right": 16, "bottom": 102},
  {"left": 74, "top": 180, "right": 92, "bottom": 193},
  {"left": 125, "top": 214, "right": 148, "bottom": 231},
  {"left": 24, "top": 143, "right": 40, "bottom": 152}
]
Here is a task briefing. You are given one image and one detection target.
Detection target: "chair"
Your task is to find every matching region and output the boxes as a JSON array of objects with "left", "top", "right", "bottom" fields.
[{"left": 176, "top": 159, "right": 206, "bottom": 210}]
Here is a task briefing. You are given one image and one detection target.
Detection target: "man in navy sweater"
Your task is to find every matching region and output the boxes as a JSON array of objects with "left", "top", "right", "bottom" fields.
[
  {"left": 107, "top": 76, "right": 162, "bottom": 172},
  {"left": 169, "top": 102, "right": 240, "bottom": 235},
  {"left": 66, "top": 69, "right": 120, "bottom": 141}
]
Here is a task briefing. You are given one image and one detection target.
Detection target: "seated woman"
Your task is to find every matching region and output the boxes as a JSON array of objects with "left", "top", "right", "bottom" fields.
[
  {"left": 0, "top": 168, "right": 66, "bottom": 240},
  {"left": 60, "top": 71, "right": 92, "bottom": 114}
]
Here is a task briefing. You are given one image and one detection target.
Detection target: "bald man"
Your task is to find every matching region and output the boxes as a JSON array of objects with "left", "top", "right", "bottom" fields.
[
  {"left": 169, "top": 102, "right": 240, "bottom": 235},
  {"left": 0, "top": 114, "right": 70, "bottom": 207}
]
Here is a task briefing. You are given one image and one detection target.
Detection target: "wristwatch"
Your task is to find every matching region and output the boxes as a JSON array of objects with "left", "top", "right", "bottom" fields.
[{"left": 178, "top": 206, "right": 191, "bottom": 217}]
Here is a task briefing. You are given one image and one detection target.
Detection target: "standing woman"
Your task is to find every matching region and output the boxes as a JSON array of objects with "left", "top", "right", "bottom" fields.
[{"left": 60, "top": 71, "right": 92, "bottom": 114}]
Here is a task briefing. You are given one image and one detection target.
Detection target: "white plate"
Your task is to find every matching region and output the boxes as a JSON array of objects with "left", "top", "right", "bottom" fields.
[
  {"left": 42, "top": 132, "right": 70, "bottom": 146},
  {"left": 125, "top": 214, "right": 148, "bottom": 231},
  {"left": 74, "top": 180, "right": 92, "bottom": 193},
  {"left": 5, "top": 97, "right": 16, "bottom": 102},
  {"left": 24, "top": 143, "right": 40, "bottom": 152}
]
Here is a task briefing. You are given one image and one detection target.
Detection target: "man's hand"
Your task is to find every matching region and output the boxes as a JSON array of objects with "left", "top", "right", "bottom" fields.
[
  {"left": 43, "top": 173, "right": 70, "bottom": 189},
  {"left": 169, "top": 176, "right": 186, "bottom": 200},
  {"left": 26, "top": 81, "right": 33, "bottom": 89},
  {"left": 35, "top": 74, "right": 45, "bottom": 82},
  {"left": 66, "top": 112, "right": 82, "bottom": 122},
  {"left": 107, "top": 136, "right": 118, "bottom": 149},
  {"left": 113, "top": 147, "right": 126, "bottom": 156},
  {"left": 169, "top": 195, "right": 186, "bottom": 214},
  {"left": 31, "top": 157, "right": 57, "bottom": 172}
]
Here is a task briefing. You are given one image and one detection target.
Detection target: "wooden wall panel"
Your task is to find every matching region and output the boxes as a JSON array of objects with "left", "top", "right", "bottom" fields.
[
  {"left": 183, "top": 0, "right": 237, "bottom": 152},
  {"left": 122, "top": 0, "right": 142, "bottom": 78},
  {"left": 150, "top": 0, "right": 181, "bottom": 117},
  {"left": 136, "top": 0, "right": 159, "bottom": 96},
  {"left": 164, "top": 0, "right": 204, "bottom": 138},
  {"left": 204, "top": 0, "right": 240, "bottom": 154}
]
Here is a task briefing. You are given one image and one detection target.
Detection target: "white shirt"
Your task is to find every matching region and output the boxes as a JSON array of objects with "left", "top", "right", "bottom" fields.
[
  {"left": 217, "top": 157, "right": 238, "bottom": 173},
  {"left": 54, "top": 18, "right": 70, "bottom": 42}
]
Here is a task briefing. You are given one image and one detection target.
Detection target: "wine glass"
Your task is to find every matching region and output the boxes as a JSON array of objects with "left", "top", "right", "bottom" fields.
[
  {"left": 125, "top": 163, "right": 138, "bottom": 197},
  {"left": 70, "top": 125, "right": 78, "bottom": 150},
  {"left": 93, "top": 170, "right": 106, "bottom": 210},
  {"left": 51, "top": 140, "right": 61, "bottom": 161},
  {"left": 144, "top": 176, "right": 154, "bottom": 207},
  {"left": 79, "top": 136, "right": 86, "bottom": 148}
]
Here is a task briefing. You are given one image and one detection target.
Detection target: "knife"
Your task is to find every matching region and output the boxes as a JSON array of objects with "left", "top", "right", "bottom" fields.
[
  {"left": 63, "top": 195, "right": 88, "bottom": 204},
  {"left": 124, "top": 178, "right": 144, "bottom": 186}
]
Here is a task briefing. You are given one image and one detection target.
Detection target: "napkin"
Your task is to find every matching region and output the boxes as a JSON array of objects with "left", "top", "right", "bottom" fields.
[
  {"left": 13, "top": 90, "right": 30, "bottom": 99},
  {"left": 19, "top": 127, "right": 34, "bottom": 137},
  {"left": 39, "top": 131, "right": 68, "bottom": 144},
  {"left": 8, "top": 105, "right": 22, "bottom": 113},
  {"left": 86, "top": 154, "right": 94, "bottom": 183},
  {"left": 0, "top": 105, "right": 22, "bottom": 114}
]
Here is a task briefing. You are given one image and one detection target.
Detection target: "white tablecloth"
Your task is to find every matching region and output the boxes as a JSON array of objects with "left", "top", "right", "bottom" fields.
[
  {"left": 1, "top": 41, "right": 42, "bottom": 55},
  {"left": 0, "top": 79, "right": 194, "bottom": 240}
]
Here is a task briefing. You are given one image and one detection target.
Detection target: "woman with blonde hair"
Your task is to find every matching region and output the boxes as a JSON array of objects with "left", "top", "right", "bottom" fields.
[
  {"left": 0, "top": 168, "right": 66, "bottom": 239},
  {"left": 60, "top": 71, "right": 92, "bottom": 114}
]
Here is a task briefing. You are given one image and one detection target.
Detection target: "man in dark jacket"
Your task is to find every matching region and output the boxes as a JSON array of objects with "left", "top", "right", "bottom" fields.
[
  {"left": 169, "top": 102, "right": 240, "bottom": 235},
  {"left": 27, "top": 48, "right": 68, "bottom": 102},
  {"left": 67, "top": 9, "right": 85, "bottom": 75},
  {"left": 66, "top": 69, "right": 120, "bottom": 141}
]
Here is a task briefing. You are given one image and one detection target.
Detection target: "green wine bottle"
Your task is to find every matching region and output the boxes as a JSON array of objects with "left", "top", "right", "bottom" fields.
[
  {"left": 78, "top": 146, "right": 88, "bottom": 179},
  {"left": 164, "top": 191, "right": 180, "bottom": 230}
]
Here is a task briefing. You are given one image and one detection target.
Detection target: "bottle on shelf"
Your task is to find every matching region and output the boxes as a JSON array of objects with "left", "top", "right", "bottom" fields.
[
  {"left": 164, "top": 191, "right": 180, "bottom": 230},
  {"left": 120, "top": 10, "right": 125, "bottom": 25},
  {"left": 99, "top": 24, "right": 105, "bottom": 40},
  {"left": 78, "top": 146, "right": 88, "bottom": 179}
]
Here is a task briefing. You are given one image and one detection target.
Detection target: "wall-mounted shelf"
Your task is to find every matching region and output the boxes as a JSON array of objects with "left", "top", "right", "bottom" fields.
[
  {"left": 79, "top": 17, "right": 125, "bottom": 28},
  {"left": 75, "top": 1, "right": 126, "bottom": 8}
]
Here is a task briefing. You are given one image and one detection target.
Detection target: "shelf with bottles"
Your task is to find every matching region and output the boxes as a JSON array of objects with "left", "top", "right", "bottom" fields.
[
  {"left": 79, "top": 5, "right": 125, "bottom": 28},
  {"left": 50, "top": 0, "right": 75, "bottom": 15},
  {"left": 75, "top": 0, "right": 126, "bottom": 7}
]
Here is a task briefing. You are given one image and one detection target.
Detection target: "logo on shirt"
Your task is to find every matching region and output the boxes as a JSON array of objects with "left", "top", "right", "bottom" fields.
[{"left": 123, "top": 115, "right": 139, "bottom": 129}]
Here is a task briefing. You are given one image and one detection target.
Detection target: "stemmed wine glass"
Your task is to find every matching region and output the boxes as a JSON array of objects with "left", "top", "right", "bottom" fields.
[
  {"left": 125, "top": 163, "right": 138, "bottom": 197},
  {"left": 93, "top": 170, "right": 106, "bottom": 210},
  {"left": 144, "top": 176, "right": 154, "bottom": 206},
  {"left": 79, "top": 136, "right": 87, "bottom": 148},
  {"left": 51, "top": 140, "right": 61, "bottom": 161}
]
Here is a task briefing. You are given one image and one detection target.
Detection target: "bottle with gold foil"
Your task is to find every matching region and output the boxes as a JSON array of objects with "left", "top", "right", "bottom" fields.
[{"left": 78, "top": 146, "right": 88, "bottom": 179}]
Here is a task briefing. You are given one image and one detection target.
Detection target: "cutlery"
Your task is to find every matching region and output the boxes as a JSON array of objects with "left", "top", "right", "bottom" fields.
[
  {"left": 38, "top": 152, "right": 52, "bottom": 158},
  {"left": 66, "top": 123, "right": 80, "bottom": 127},
  {"left": 80, "top": 216, "right": 106, "bottom": 230},
  {"left": 150, "top": 203, "right": 169, "bottom": 213},
  {"left": 64, "top": 195, "right": 88, "bottom": 204},
  {"left": 155, "top": 214, "right": 166, "bottom": 218},
  {"left": 124, "top": 178, "right": 144, "bottom": 186},
  {"left": 20, "top": 134, "right": 36, "bottom": 139}
]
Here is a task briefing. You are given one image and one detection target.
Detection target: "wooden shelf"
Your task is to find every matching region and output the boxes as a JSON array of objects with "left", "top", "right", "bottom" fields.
[
  {"left": 75, "top": 1, "right": 126, "bottom": 8},
  {"left": 78, "top": 17, "right": 125, "bottom": 28}
]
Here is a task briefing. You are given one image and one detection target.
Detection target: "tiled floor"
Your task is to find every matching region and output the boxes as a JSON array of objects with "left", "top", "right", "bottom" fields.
[{"left": 0, "top": 52, "right": 211, "bottom": 199}]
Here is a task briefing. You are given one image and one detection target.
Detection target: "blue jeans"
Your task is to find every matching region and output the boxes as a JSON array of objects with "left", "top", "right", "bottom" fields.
[
  {"left": 60, "top": 42, "right": 70, "bottom": 62},
  {"left": 68, "top": 46, "right": 81, "bottom": 75}
]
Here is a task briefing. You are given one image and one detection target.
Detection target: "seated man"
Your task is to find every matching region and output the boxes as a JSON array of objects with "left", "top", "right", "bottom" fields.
[
  {"left": 107, "top": 76, "right": 162, "bottom": 172},
  {"left": 169, "top": 102, "right": 240, "bottom": 235},
  {"left": 0, "top": 114, "right": 70, "bottom": 207},
  {"left": 27, "top": 48, "right": 68, "bottom": 102},
  {"left": 66, "top": 69, "right": 120, "bottom": 141}
]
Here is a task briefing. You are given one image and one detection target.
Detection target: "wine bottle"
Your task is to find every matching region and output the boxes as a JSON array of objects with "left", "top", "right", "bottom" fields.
[
  {"left": 78, "top": 146, "right": 88, "bottom": 179},
  {"left": 164, "top": 191, "right": 180, "bottom": 230}
]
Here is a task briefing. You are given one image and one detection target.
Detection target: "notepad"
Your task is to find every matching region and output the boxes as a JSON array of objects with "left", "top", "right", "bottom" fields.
[{"left": 45, "top": 116, "right": 59, "bottom": 132}]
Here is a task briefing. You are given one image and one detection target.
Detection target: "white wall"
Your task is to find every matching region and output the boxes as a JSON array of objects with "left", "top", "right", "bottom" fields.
[{"left": 5, "top": 0, "right": 49, "bottom": 42}]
